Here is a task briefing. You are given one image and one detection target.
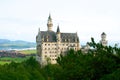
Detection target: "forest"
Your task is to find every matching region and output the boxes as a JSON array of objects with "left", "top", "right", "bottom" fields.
[{"left": 0, "top": 38, "right": 120, "bottom": 80}]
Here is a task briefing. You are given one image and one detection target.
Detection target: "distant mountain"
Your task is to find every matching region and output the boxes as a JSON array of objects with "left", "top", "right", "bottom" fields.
[
  {"left": 0, "top": 39, "right": 36, "bottom": 50},
  {"left": 0, "top": 39, "right": 11, "bottom": 44}
]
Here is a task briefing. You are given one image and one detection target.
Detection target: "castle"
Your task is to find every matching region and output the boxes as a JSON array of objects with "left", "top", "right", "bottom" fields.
[
  {"left": 36, "top": 14, "right": 108, "bottom": 65},
  {"left": 36, "top": 14, "right": 80, "bottom": 65}
]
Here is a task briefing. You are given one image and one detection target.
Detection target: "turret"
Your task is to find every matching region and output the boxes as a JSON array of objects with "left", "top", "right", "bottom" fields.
[
  {"left": 100, "top": 32, "right": 108, "bottom": 46},
  {"left": 36, "top": 28, "right": 42, "bottom": 63},
  {"left": 101, "top": 32, "right": 106, "bottom": 41},
  {"left": 47, "top": 14, "right": 53, "bottom": 31},
  {"left": 56, "top": 25, "right": 61, "bottom": 42},
  {"left": 56, "top": 25, "right": 61, "bottom": 56},
  {"left": 36, "top": 28, "right": 41, "bottom": 46}
]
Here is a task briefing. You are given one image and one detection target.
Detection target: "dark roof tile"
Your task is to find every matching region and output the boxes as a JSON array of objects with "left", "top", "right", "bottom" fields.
[{"left": 40, "top": 31, "right": 79, "bottom": 42}]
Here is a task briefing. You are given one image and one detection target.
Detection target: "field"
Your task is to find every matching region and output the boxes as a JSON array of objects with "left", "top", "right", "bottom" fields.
[
  {"left": 0, "top": 49, "right": 36, "bottom": 65},
  {"left": 18, "top": 49, "right": 36, "bottom": 54},
  {"left": 0, "top": 56, "right": 32, "bottom": 65}
]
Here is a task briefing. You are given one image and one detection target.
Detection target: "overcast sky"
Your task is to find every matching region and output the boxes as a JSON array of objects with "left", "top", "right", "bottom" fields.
[{"left": 0, "top": 0, "right": 120, "bottom": 45}]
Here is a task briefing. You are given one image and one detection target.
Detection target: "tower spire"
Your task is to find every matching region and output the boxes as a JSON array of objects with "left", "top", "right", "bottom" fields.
[
  {"left": 47, "top": 13, "right": 53, "bottom": 31},
  {"left": 57, "top": 25, "right": 60, "bottom": 33},
  {"left": 39, "top": 27, "right": 40, "bottom": 32},
  {"left": 48, "top": 13, "right": 52, "bottom": 20},
  {"left": 38, "top": 27, "right": 41, "bottom": 34},
  {"left": 56, "top": 25, "right": 61, "bottom": 42}
]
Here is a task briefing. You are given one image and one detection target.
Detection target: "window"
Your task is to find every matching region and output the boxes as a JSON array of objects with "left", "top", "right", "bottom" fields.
[
  {"left": 45, "top": 55, "right": 47, "bottom": 57},
  {"left": 65, "top": 39, "right": 66, "bottom": 42},
  {"left": 73, "top": 44, "right": 75, "bottom": 46},
  {"left": 75, "top": 48, "right": 76, "bottom": 50},
  {"left": 45, "top": 48, "right": 47, "bottom": 50}
]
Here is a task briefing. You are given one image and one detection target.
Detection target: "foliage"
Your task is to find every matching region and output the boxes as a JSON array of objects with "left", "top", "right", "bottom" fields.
[
  {"left": 0, "top": 57, "right": 45, "bottom": 80},
  {"left": 0, "top": 56, "right": 32, "bottom": 65},
  {"left": 42, "top": 64, "right": 63, "bottom": 80},
  {"left": 57, "top": 37, "right": 120, "bottom": 80},
  {"left": 0, "top": 38, "right": 120, "bottom": 80}
]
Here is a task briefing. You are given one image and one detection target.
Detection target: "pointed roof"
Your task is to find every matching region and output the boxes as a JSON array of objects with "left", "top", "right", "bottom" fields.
[
  {"left": 40, "top": 31, "right": 78, "bottom": 42},
  {"left": 57, "top": 25, "right": 60, "bottom": 33},
  {"left": 38, "top": 28, "right": 41, "bottom": 34},
  {"left": 101, "top": 32, "right": 106, "bottom": 35},
  {"left": 47, "top": 13, "right": 53, "bottom": 31},
  {"left": 48, "top": 13, "right": 52, "bottom": 21},
  {"left": 47, "top": 13, "right": 53, "bottom": 25},
  {"left": 39, "top": 28, "right": 40, "bottom": 32}
]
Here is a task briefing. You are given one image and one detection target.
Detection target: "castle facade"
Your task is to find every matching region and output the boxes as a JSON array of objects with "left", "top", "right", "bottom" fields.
[{"left": 36, "top": 14, "right": 80, "bottom": 65}]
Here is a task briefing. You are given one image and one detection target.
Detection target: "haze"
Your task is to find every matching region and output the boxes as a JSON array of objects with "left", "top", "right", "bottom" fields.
[{"left": 0, "top": 0, "right": 120, "bottom": 45}]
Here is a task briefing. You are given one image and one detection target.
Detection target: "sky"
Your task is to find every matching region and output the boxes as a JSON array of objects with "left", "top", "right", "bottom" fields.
[{"left": 0, "top": 0, "right": 120, "bottom": 45}]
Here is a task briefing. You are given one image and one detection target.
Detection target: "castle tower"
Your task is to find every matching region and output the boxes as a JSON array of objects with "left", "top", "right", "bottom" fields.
[
  {"left": 100, "top": 32, "right": 108, "bottom": 46},
  {"left": 56, "top": 25, "right": 61, "bottom": 55},
  {"left": 56, "top": 25, "right": 61, "bottom": 42},
  {"left": 36, "top": 28, "right": 41, "bottom": 44},
  {"left": 36, "top": 28, "right": 42, "bottom": 63},
  {"left": 47, "top": 14, "right": 53, "bottom": 31}
]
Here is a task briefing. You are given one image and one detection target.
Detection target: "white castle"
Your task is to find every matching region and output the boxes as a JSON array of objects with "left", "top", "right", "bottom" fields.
[
  {"left": 36, "top": 14, "right": 108, "bottom": 65},
  {"left": 36, "top": 14, "right": 80, "bottom": 65}
]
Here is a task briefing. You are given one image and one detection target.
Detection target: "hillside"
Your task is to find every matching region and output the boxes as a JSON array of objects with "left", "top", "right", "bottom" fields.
[{"left": 0, "top": 39, "right": 36, "bottom": 50}]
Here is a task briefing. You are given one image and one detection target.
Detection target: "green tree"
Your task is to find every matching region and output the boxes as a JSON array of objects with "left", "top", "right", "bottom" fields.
[{"left": 57, "top": 38, "right": 120, "bottom": 80}]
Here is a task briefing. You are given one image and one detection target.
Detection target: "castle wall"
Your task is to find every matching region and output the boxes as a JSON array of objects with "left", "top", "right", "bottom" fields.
[{"left": 39, "top": 42, "right": 80, "bottom": 64}]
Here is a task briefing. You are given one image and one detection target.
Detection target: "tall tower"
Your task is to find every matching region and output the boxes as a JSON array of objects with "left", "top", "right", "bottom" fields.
[
  {"left": 36, "top": 28, "right": 42, "bottom": 63},
  {"left": 56, "top": 25, "right": 61, "bottom": 55},
  {"left": 100, "top": 32, "right": 108, "bottom": 46},
  {"left": 56, "top": 25, "right": 61, "bottom": 42},
  {"left": 47, "top": 14, "right": 53, "bottom": 31}
]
